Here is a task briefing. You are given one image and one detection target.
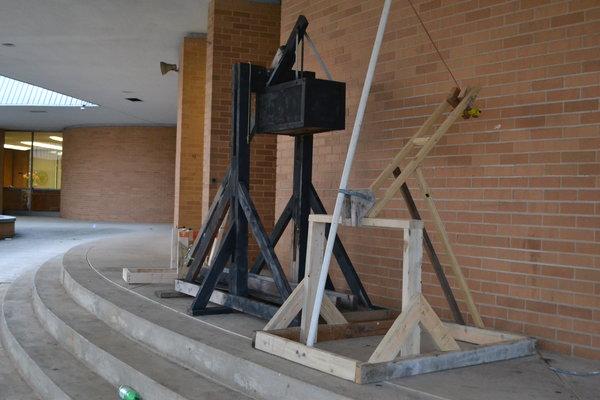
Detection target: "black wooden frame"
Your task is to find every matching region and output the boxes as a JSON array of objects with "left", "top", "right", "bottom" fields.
[{"left": 183, "top": 62, "right": 372, "bottom": 319}]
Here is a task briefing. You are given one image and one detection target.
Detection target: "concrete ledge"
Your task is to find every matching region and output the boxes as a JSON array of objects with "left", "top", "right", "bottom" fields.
[
  {"left": 0, "top": 270, "right": 114, "bottom": 400},
  {"left": 61, "top": 243, "right": 426, "bottom": 400},
  {"left": 0, "top": 215, "right": 16, "bottom": 239},
  {"left": 34, "top": 259, "right": 247, "bottom": 400}
]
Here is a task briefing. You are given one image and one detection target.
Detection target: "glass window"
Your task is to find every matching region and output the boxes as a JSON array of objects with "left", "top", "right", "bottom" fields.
[
  {"left": 31, "top": 132, "right": 62, "bottom": 190},
  {"left": 3, "top": 131, "right": 32, "bottom": 189}
]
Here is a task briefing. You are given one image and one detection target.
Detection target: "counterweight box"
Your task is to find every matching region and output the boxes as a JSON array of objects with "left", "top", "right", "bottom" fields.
[{"left": 256, "top": 77, "right": 345, "bottom": 136}]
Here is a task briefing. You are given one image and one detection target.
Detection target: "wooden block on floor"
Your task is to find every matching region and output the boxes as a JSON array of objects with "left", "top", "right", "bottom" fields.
[{"left": 122, "top": 268, "right": 177, "bottom": 284}]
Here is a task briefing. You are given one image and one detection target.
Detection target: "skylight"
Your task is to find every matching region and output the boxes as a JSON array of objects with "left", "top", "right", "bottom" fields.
[{"left": 0, "top": 75, "right": 97, "bottom": 107}]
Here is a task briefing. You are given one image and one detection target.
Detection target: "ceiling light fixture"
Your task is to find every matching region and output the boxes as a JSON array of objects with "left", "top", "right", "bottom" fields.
[
  {"left": 4, "top": 143, "right": 30, "bottom": 151},
  {"left": 160, "top": 61, "right": 178, "bottom": 75},
  {"left": 49, "top": 135, "right": 63, "bottom": 142},
  {"left": 21, "top": 141, "right": 62, "bottom": 151}
]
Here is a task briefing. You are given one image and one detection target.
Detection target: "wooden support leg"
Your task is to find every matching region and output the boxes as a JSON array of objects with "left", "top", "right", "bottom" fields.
[
  {"left": 301, "top": 220, "right": 346, "bottom": 343},
  {"left": 265, "top": 220, "right": 346, "bottom": 336},
  {"left": 419, "top": 294, "right": 459, "bottom": 351},
  {"left": 401, "top": 225, "right": 422, "bottom": 356},
  {"left": 368, "top": 295, "right": 421, "bottom": 363},
  {"left": 264, "top": 280, "right": 306, "bottom": 331},
  {"left": 414, "top": 168, "right": 484, "bottom": 328}
]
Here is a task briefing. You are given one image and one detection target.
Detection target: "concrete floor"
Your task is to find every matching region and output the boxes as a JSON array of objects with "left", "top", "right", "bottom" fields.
[
  {"left": 0, "top": 216, "right": 169, "bottom": 399},
  {"left": 0, "top": 216, "right": 168, "bottom": 283}
]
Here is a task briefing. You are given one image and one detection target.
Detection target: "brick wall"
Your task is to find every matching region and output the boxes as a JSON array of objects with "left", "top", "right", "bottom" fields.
[
  {"left": 203, "top": 0, "right": 281, "bottom": 245},
  {"left": 61, "top": 126, "right": 176, "bottom": 223},
  {"left": 278, "top": 0, "right": 600, "bottom": 359},
  {"left": 174, "top": 36, "right": 207, "bottom": 230}
]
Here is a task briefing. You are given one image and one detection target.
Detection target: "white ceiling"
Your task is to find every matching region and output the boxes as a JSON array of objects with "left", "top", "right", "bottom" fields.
[{"left": 0, "top": 0, "right": 209, "bottom": 131}]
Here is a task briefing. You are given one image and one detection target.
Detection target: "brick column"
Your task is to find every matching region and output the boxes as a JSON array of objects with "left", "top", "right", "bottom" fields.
[
  {"left": 174, "top": 36, "right": 207, "bottom": 230},
  {"left": 203, "top": 0, "right": 281, "bottom": 255}
]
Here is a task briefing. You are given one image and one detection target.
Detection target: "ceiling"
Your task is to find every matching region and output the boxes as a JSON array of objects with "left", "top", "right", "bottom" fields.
[{"left": 0, "top": 0, "right": 209, "bottom": 131}]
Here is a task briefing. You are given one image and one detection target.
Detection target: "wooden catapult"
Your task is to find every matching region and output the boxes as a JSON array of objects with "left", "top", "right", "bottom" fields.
[{"left": 254, "top": 85, "right": 535, "bottom": 383}]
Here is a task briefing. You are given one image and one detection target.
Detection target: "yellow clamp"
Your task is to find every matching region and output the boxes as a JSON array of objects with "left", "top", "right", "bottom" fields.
[{"left": 462, "top": 107, "right": 481, "bottom": 119}]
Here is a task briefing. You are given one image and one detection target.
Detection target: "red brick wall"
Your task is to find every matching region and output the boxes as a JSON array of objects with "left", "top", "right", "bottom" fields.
[
  {"left": 204, "top": 0, "right": 281, "bottom": 255},
  {"left": 278, "top": 0, "right": 600, "bottom": 359},
  {"left": 61, "top": 126, "right": 176, "bottom": 223}
]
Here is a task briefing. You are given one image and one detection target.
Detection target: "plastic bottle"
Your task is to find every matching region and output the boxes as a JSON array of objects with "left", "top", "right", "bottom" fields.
[{"left": 118, "top": 385, "right": 141, "bottom": 400}]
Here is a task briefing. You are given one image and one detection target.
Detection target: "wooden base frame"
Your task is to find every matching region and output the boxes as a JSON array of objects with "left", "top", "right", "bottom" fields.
[
  {"left": 254, "top": 320, "right": 535, "bottom": 383},
  {"left": 254, "top": 214, "right": 535, "bottom": 383}
]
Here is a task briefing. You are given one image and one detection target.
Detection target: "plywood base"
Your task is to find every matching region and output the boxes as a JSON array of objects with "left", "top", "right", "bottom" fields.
[
  {"left": 122, "top": 268, "right": 177, "bottom": 284},
  {"left": 254, "top": 320, "right": 535, "bottom": 384}
]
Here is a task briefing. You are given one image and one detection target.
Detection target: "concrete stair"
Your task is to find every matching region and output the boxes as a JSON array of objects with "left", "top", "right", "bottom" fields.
[
  {"left": 1, "top": 239, "right": 435, "bottom": 400},
  {"left": 33, "top": 258, "right": 250, "bottom": 400},
  {"left": 0, "top": 271, "right": 115, "bottom": 400}
]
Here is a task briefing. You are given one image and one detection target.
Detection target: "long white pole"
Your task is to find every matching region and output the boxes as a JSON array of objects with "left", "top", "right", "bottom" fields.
[{"left": 306, "top": 0, "right": 393, "bottom": 347}]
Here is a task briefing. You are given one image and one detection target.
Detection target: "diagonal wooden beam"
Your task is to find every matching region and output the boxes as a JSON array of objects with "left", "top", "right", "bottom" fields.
[
  {"left": 368, "top": 87, "right": 480, "bottom": 218},
  {"left": 419, "top": 294, "right": 460, "bottom": 351},
  {"left": 369, "top": 90, "right": 455, "bottom": 193},
  {"left": 414, "top": 168, "right": 483, "bottom": 328},
  {"left": 368, "top": 295, "right": 421, "bottom": 363}
]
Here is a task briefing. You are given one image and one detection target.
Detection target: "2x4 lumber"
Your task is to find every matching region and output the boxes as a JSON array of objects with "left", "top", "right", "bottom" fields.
[
  {"left": 357, "top": 337, "right": 536, "bottom": 383},
  {"left": 122, "top": 268, "right": 177, "bottom": 284},
  {"left": 301, "top": 220, "right": 347, "bottom": 342},
  {"left": 419, "top": 294, "right": 460, "bottom": 351},
  {"left": 308, "top": 214, "right": 422, "bottom": 230},
  {"left": 368, "top": 87, "right": 480, "bottom": 218},
  {"left": 301, "top": 220, "right": 327, "bottom": 342},
  {"left": 267, "top": 319, "right": 396, "bottom": 342},
  {"left": 395, "top": 176, "right": 465, "bottom": 324},
  {"left": 369, "top": 97, "right": 452, "bottom": 193},
  {"left": 254, "top": 332, "right": 359, "bottom": 381},
  {"left": 414, "top": 168, "right": 484, "bottom": 328},
  {"left": 445, "top": 323, "right": 521, "bottom": 345},
  {"left": 401, "top": 227, "right": 423, "bottom": 357},
  {"left": 368, "top": 296, "right": 421, "bottom": 363},
  {"left": 343, "top": 309, "right": 400, "bottom": 323},
  {"left": 264, "top": 280, "right": 306, "bottom": 330}
]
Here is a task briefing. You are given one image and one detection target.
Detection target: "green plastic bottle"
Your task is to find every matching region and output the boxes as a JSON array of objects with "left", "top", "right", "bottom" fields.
[{"left": 118, "top": 385, "right": 141, "bottom": 400}]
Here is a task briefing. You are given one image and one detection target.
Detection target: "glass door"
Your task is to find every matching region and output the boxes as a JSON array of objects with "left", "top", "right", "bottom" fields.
[{"left": 2, "top": 131, "right": 63, "bottom": 214}]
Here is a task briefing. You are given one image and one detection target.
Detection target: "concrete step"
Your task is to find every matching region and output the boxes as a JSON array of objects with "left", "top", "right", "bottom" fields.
[
  {"left": 62, "top": 243, "right": 436, "bottom": 400},
  {"left": 0, "top": 271, "right": 115, "bottom": 400},
  {"left": 33, "top": 257, "right": 251, "bottom": 400},
  {"left": 0, "top": 284, "right": 40, "bottom": 400}
]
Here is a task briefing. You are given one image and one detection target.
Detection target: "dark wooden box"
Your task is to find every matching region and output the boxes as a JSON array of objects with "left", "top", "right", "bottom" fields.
[{"left": 255, "top": 77, "right": 345, "bottom": 136}]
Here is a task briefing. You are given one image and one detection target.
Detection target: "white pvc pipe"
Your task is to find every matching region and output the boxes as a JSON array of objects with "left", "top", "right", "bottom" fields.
[{"left": 306, "top": 0, "right": 393, "bottom": 347}]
